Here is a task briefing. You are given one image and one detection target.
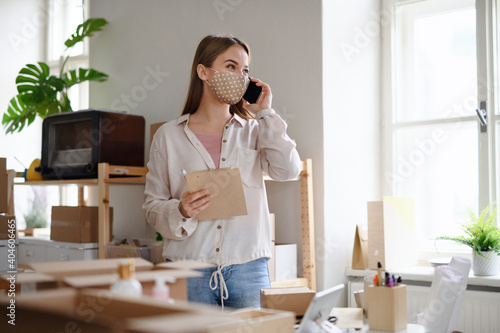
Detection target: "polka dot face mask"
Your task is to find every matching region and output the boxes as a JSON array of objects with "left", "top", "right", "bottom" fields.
[{"left": 206, "top": 68, "right": 250, "bottom": 105}]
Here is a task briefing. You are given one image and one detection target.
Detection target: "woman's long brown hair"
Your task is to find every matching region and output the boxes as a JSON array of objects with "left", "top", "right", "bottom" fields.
[{"left": 181, "top": 35, "right": 254, "bottom": 119}]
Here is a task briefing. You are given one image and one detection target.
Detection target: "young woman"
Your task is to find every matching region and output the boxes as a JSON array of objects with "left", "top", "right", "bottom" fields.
[{"left": 143, "top": 35, "right": 301, "bottom": 309}]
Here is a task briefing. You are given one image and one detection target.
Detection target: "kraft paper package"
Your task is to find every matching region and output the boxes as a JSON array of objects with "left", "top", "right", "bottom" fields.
[{"left": 352, "top": 224, "right": 368, "bottom": 269}]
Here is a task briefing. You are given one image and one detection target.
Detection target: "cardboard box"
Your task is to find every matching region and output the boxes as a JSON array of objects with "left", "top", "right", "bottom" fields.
[
  {"left": 151, "top": 240, "right": 163, "bottom": 263},
  {"left": 63, "top": 269, "right": 202, "bottom": 301},
  {"left": 221, "top": 308, "right": 295, "bottom": 333},
  {"left": 155, "top": 260, "right": 216, "bottom": 270},
  {"left": 0, "top": 272, "right": 58, "bottom": 294},
  {"left": 106, "top": 244, "right": 151, "bottom": 261},
  {"left": 367, "top": 284, "right": 407, "bottom": 332},
  {"left": 3, "top": 288, "right": 232, "bottom": 333},
  {"left": 274, "top": 243, "right": 297, "bottom": 281},
  {"left": 0, "top": 215, "right": 15, "bottom": 240},
  {"left": 128, "top": 305, "right": 295, "bottom": 333},
  {"left": 0, "top": 158, "right": 12, "bottom": 214},
  {"left": 367, "top": 198, "right": 418, "bottom": 270},
  {"left": 150, "top": 121, "right": 166, "bottom": 146},
  {"left": 29, "top": 257, "right": 153, "bottom": 279},
  {"left": 51, "top": 206, "right": 113, "bottom": 243},
  {"left": 2, "top": 288, "right": 295, "bottom": 333},
  {"left": 260, "top": 286, "right": 316, "bottom": 316}
]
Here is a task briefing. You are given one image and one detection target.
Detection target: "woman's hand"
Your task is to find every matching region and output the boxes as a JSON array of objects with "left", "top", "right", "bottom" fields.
[
  {"left": 179, "top": 189, "right": 212, "bottom": 218},
  {"left": 243, "top": 78, "right": 272, "bottom": 113}
]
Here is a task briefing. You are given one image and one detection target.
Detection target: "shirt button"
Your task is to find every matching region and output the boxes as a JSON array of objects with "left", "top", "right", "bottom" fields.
[
  {"left": 225, "top": 126, "right": 229, "bottom": 129},
  {"left": 223, "top": 139, "right": 227, "bottom": 143},
  {"left": 217, "top": 225, "right": 221, "bottom": 229},
  {"left": 182, "top": 218, "right": 186, "bottom": 222},
  {"left": 216, "top": 248, "right": 220, "bottom": 252},
  {"left": 222, "top": 158, "right": 226, "bottom": 161}
]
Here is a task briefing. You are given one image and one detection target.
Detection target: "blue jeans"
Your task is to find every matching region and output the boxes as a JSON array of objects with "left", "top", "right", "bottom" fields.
[{"left": 186, "top": 257, "right": 270, "bottom": 309}]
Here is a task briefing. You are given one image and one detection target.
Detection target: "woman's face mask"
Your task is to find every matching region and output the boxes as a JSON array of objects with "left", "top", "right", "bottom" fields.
[{"left": 206, "top": 68, "right": 249, "bottom": 105}]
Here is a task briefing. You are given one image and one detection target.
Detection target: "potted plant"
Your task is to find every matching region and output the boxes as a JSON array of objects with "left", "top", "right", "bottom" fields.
[
  {"left": 2, "top": 18, "right": 108, "bottom": 134},
  {"left": 436, "top": 202, "right": 500, "bottom": 276}
]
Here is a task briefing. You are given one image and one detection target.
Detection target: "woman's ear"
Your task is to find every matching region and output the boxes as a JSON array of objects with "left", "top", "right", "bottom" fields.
[{"left": 197, "top": 64, "right": 209, "bottom": 81}]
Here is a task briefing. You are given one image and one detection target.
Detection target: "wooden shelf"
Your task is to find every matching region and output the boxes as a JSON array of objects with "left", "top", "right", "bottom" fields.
[
  {"left": 266, "top": 159, "right": 316, "bottom": 291},
  {"left": 106, "top": 177, "right": 146, "bottom": 184},
  {"left": 14, "top": 179, "right": 99, "bottom": 186},
  {"left": 15, "top": 177, "right": 147, "bottom": 186},
  {"left": 300, "top": 159, "right": 316, "bottom": 291},
  {"left": 13, "top": 163, "right": 148, "bottom": 259}
]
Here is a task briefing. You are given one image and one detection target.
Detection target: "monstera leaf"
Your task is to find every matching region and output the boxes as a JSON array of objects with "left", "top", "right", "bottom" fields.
[
  {"left": 2, "top": 95, "right": 36, "bottom": 133},
  {"left": 64, "top": 68, "right": 108, "bottom": 88},
  {"left": 16, "top": 62, "right": 65, "bottom": 105},
  {"left": 64, "top": 18, "right": 108, "bottom": 48},
  {"left": 3, "top": 18, "right": 108, "bottom": 134}
]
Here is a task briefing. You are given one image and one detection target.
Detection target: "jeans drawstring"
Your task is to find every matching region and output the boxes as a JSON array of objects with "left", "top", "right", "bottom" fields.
[{"left": 209, "top": 265, "right": 229, "bottom": 310}]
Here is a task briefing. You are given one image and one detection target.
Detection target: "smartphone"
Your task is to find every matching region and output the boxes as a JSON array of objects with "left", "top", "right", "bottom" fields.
[{"left": 243, "top": 79, "right": 262, "bottom": 104}]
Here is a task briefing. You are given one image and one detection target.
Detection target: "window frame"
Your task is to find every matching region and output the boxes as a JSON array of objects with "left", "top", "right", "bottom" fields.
[{"left": 381, "top": 0, "right": 499, "bottom": 260}]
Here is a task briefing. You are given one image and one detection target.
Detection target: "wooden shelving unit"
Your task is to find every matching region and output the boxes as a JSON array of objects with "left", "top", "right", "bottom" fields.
[
  {"left": 14, "top": 163, "right": 148, "bottom": 259},
  {"left": 267, "top": 158, "right": 316, "bottom": 291},
  {"left": 97, "top": 164, "right": 148, "bottom": 258},
  {"left": 299, "top": 158, "right": 316, "bottom": 291},
  {"left": 14, "top": 159, "right": 316, "bottom": 290}
]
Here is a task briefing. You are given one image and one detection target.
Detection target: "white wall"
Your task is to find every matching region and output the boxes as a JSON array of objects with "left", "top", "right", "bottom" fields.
[
  {"left": 0, "top": 0, "right": 46, "bottom": 170},
  {"left": 322, "top": 0, "right": 381, "bottom": 303},
  {"left": 88, "top": 0, "right": 327, "bottom": 285}
]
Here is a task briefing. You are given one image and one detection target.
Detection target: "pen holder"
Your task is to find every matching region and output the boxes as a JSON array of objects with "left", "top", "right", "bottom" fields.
[{"left": 367, "top": 284, "right": 407, "bottom": 332}]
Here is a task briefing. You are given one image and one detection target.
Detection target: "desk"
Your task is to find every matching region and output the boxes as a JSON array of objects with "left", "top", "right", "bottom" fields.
[
  {"left": 330, "top": 308, "right": 426, "bottom": 332},
  {"left": 302, "top": 323, "right": 426, "bottom": 332},
  {"left": 362, "top": 323, "right": 426, "bottom": 332}
]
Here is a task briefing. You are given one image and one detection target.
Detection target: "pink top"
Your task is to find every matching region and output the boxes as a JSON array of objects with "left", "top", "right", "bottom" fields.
[{"left": 194, "top": 133, "right": 223, "bottom": 168}]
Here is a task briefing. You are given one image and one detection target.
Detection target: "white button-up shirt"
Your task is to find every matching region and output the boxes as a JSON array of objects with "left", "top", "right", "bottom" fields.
[{"left": 143, "top": 108, "right": 302, "bottom": 267}]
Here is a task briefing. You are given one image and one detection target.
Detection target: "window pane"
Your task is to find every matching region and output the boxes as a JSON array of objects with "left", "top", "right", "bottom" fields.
[
  {"left": 48, "top": 0, "right": 85, "bottom": 61},
  {"left": 394, "top": 122, "right": 478, "bottom": 243},
  {"left": 395, "top": 3, "right": 477, "bottom": 122}
]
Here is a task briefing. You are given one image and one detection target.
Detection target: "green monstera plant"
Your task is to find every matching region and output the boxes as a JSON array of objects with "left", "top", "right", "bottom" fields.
[{"left": 2, "top": 18, "right": 109, "bottom": 134}]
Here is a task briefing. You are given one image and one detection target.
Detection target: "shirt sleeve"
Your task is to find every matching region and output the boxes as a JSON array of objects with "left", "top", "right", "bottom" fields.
[
  {"left": 256, "top": 108, "right": 302, "bottom": 180},
  {"left": 142, "top": 136, "right": 198, "bottom": 240}
]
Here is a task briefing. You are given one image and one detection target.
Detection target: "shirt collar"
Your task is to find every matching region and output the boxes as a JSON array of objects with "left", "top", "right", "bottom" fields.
[
  {"left": 176, "top": 112, "right": 248, "bottom": 126},
  {"left": 231, "top": 113, "right": 247, "bottom": 126},
  {"left": 176, "top": 114, "right": 190, "bottom": 125}
]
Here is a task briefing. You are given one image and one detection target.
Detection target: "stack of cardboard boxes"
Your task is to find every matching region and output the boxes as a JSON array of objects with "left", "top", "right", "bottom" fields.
[
  {"left": 0, "top": 258, "right": 296, "bottom": 332},
  {"left": 0, "top": 158, "right": 16, "bottom": 272}
]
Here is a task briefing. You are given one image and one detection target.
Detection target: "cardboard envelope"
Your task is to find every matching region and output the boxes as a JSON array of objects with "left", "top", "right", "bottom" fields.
[{"left": 185, "top": 168, "right": 248, "bottom": 221}]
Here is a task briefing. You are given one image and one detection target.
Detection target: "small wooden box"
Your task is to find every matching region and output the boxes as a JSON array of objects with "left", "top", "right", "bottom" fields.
[{"left": 367, "top": 284, "right": 407, "bottom": 332}]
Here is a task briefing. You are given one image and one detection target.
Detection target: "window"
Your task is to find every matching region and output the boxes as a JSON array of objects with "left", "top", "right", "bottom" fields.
[
  {"left": 382, "top": 0, "right": 498, "bottom": 257},
  {"left": 47, "top": 0, "right": 89, "bottom": 111}
]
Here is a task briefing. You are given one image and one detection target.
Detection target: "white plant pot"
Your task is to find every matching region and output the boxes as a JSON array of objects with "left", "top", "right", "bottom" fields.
[{"left": 472, "top": 251, "right": 500, "bottom": 276}]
